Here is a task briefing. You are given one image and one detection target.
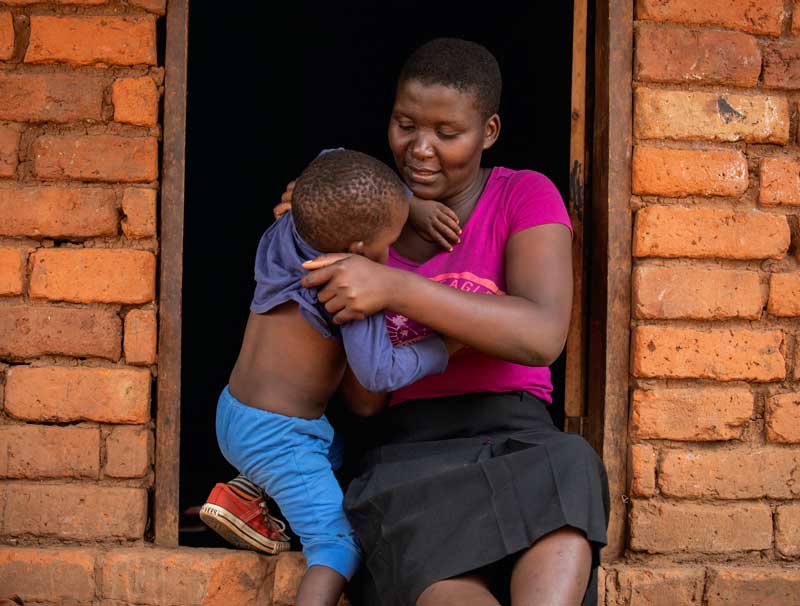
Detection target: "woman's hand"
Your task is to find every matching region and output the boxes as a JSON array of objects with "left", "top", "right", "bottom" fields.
[
  {"left": 301, "top": 254, "right": 400, "bottom": 324},
  {"left": 272, "top": 180, "right": 296, "bottom": 220},
  {"left": 409, "top": 196, "right": 461, "bottom": 251}
]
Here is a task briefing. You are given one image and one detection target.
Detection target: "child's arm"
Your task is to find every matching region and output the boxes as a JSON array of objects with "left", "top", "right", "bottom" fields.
[
  {"left": 408, "top": 196, "right": 462, "bottom": 252},
  {"left": 339, "top": 312, "right": 449, "bottom": 393}
]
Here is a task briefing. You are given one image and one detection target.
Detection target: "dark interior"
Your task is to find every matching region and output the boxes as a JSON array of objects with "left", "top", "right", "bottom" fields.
[{"left": 180, "top": 2, "right": 574, "bottom": 545}]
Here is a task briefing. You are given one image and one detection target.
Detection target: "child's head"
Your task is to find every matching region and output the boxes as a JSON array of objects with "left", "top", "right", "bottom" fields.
[
  {"left": 398, "top": 38, "right": 501, "bottom": 121},
  {"left": 292, "top": 149, "right": 409, "bottom": 264}
]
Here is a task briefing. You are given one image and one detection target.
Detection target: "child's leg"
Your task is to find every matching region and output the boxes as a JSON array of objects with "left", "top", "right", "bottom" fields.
[
  {"left": 216, "top": 388, "right": 360, "bottom": 604},
  {"left": 228, "top": 474, "right": 262, "bottom": 498}
]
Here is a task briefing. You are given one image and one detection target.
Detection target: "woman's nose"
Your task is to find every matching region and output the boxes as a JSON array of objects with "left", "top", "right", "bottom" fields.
[{"left": 410, "top": 133, "right": 434, "bottom": 158}]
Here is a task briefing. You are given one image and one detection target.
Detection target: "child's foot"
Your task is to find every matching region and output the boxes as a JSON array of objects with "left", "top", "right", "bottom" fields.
[{"left": 200, "top": 481, "right": 291, "bottom": 554}]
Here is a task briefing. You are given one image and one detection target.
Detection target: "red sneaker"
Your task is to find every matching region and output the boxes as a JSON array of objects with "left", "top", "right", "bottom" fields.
[{"left": 200, "top": 483, "right": 291, "bottom": 554}]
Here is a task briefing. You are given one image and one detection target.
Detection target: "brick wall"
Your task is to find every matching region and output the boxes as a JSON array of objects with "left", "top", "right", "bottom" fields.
[{"left": 604, "top": 1, "right": 800, "bottom": 604}]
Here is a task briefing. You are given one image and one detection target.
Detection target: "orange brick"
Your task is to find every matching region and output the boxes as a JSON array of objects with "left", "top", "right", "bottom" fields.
[
  {"left": 759, "top": 157, "right": 800, "bottom": 206},
  {"left": 0, "top": 247, "right": 24, "bottom": 296},
  {"left": 764, "top": 42, "right": 800, "bottom": 90},
  {"left": 632, "top": 326, "right": 785, "bottom": 382},
  {"left": 30, "top": 249, "right": 155, "bottom": 304},
  {"left": 766, "top": 392, "right": 800, "bottom": 443},
  {"left": 122, "top": 188, "right": 157, "bottom": 238},
  {"left": 113, "top": 77, "right": 159, "bottom": 127},
  {"left": 105, "top": 426, "right": 151, "bottom": 478},
  {"left": 659, "top": 447, "right": 800, "bottom": 499},
  {"left": 634, "top": 89, "right": 790, "bottom": 144},
  {"left": 631, "top": 387, "right": 753, "bottom": 441},
  {"left": 0, "top": 12, "right": 13, "bottom": 61},
  {"left": 33, "top": 134, "right": 158, "bottom": 183},
  {"left": 776, "top": 504, "right": 800, "bottom": 557},
  {"left": 124, "top": 308, "right": 157, "bottom": 365},
  {"left": 768, "top": 273, "right": 800, "bottom": 316},
  {"left": 630, "top": 501, "right": 772, "bottom": 553},
  {"left": 0, "top": 186, "right": 118, "bottom": 239},
  {"left": 633, "top": 146, "right": 747, "bottom": 198},
  {"left": 0, "top": 73, "right": 104, "bottom": 122},
  {"left": 633, "top": 206, "right": 790, "bottom": 260},
  {"left": 706, "top": 567, "right": 800, "bottom": 606},
  {"left": 613, "top": 567, "right": 705, "bottom": 606},
  {"left": 25, "top": 16, "right": 156, "bottom": 67},
  {"left": 101, "top": 547, "right": 274, "bottom": 605},
  {"left": 5, "top": 366, "right": 150, "bottom": 423},
  {"left": 0, "top": 305, "right": 120, "bottom": 359},
  {"left": 0, "top": 125, "right": 19, "bottom": 177},
  {"left": 795, "top": 1, "right": 800, "bottom": 36},
  {"left": 0, "top": 425, "right": 99, "bottom": 479},
  {"left": 633, "top": 266, "right": 761, "bottom": 320},
  {"left": 0, "top": 483, "right": 146, "bottom": 540},
  {"left": 129, "top": 0, "right": 166, "bottom": 13},
  {"left": 3, "top": 0, "right": 105, "bottom": 3},
  {"left": 630, "top": 444, "right": 656, "bottom": 497},
  {"left": 636, "top": 0, "right": 784, "bottom": 36},
  {"left": 0, "top": 547, "right": 96, "bottom": 603},
  {"left": 273, "top": 551, "right": 307, "bottom": 606},
  {"left": 635, "top": 24, "right": 760, "bottom": 87}
]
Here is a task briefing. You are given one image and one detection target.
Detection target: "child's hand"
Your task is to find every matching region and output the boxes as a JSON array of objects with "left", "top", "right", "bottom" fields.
[
  {"left": 442, "top": 336, "right": 463, "bottom": 356},
  {"left": 273, "top": 180, "right": 296, "bottom": 220},
  {"left": 409, "top": 196, "right": 461, "bottom": 252}
]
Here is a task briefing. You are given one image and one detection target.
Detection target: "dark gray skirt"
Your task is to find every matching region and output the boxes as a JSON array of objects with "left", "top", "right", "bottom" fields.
[{"left": 343, "top": 391, "right": 609, "bottom": 606}]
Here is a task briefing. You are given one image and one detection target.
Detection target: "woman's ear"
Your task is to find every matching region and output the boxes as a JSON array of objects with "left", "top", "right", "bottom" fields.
[
  {"left": 348, "top": 241, "right": 366, "bottom": 256},
  {"left": 483, "top": 114, "right": 501, "bottom": 150}
]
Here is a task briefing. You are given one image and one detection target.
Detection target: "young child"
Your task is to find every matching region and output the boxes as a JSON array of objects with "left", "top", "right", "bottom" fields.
[{"left": 205, "top": 149, "right": 455, "bottom": 606}]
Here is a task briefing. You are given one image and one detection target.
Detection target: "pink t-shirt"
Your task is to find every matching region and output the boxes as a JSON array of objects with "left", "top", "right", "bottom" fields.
[{"left": 385, "top": 167, "right": 572, "bottom": 406}]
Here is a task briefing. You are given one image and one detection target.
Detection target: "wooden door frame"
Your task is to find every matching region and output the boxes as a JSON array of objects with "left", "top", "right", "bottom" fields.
[{"left": 153, "top": 0, "right": 634, "bottom": 561}]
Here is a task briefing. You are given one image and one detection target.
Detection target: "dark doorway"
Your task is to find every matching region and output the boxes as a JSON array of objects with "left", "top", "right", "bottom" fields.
[{"left": 180, "top": 2, "right": 574, "bottom": 545}]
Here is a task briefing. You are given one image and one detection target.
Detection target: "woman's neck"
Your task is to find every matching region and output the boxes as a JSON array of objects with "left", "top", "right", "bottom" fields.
[{"left": 442, "top": 167, "right": 492, "bottom": 225}]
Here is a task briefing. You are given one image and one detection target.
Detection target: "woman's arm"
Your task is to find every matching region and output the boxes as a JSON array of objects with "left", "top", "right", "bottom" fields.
[
  {"left": 302, "top": 223, "right": 573, "bottom": 367},
  {"left": 338, "top": 366, "right": 389, "bottom": 417}
]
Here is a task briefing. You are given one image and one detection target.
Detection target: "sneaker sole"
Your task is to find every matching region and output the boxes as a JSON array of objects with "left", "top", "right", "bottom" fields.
[{"left": 199, "top": 503, "right": 290, "bottom": 555}]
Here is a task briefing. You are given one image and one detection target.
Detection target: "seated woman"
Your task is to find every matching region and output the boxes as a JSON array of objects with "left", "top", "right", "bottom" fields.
[{"left": 301, "top": 38, "right": 610, "bottom": 606}]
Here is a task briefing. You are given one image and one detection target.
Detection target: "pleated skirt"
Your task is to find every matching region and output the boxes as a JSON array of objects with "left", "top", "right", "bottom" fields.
[{"left": 343, "top": 391, "right": 609, "bottom": 606}]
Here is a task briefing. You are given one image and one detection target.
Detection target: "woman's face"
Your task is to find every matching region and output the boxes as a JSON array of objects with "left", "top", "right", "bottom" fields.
[{"left": 388, "top": 79, "right": 499, "bottom": 202}]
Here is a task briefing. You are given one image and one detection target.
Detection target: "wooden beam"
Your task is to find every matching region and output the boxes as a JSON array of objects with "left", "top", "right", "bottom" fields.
[
  {"left": 587, "top": 0, "right": 633, "bottom": 562},
  {"left": 154, "top": 0, "right": 188, "bottom": 547},
  {"left": 564, "top": 0, "right": 589, "bottom": 424}
]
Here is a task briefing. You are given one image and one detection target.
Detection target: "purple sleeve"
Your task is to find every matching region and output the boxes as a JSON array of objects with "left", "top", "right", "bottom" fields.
[
  {"left": 340, "top": 312, "right": 448, "bottom": 392},
  {"left": 506, "top": 171, "right": 573, "bottom": 237}
]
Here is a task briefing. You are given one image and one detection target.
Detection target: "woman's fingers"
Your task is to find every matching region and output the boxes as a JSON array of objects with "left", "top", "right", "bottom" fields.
[
  {"left": 273, "top": 201, "right": 291, "bottom": 220},
  {"left": 333, "top": 308, "right": 366, "bottom": 325},
  {"left": 302, "top": 253, "right": 353, "bottom": 271},
  {"left": 280, "top": 180, "right": 296, "bottom": 206},
  {"left": 300, "top": 265, "right": 337, "bottom": 288}
]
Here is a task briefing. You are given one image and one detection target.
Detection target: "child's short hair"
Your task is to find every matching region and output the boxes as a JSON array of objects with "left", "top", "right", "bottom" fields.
[
  {"left": 292, "top": 149, "right": 408, "bottom": 252},
  {"left": 399, "top": 38, "right": 502, "bottom": 120}
]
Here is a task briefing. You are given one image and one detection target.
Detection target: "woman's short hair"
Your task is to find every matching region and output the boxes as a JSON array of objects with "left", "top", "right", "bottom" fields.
[{"left": 398, "top": 38, "right": 502, "bottom": 120}]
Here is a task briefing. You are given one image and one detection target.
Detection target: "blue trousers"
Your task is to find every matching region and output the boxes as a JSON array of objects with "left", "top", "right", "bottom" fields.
[{"left": 215, "top": 385, "right": 361, "bottom": 580}]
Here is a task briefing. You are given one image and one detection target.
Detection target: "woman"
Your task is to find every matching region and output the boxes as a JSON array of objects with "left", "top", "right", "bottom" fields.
[{"left": 301, "top": 38, "right": 609, "bottom": 606}]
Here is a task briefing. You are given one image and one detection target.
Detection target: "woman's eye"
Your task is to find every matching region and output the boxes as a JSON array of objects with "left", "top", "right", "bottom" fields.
[
  {"left": 437, "top": 131, "right": 457, "bottom": 139},
  {"left": 398, "top": 123, "right": 414, "bottom": 131}
]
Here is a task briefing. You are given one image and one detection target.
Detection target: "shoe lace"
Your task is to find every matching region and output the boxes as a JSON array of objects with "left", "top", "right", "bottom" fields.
[{"left": 259, "top": 501, "right": 287, "bottom": 534}]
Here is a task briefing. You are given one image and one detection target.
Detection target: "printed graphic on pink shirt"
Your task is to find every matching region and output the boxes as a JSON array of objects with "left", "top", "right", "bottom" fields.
[{"left": 386, "top": 272, "right": 504, "bottom": 346}]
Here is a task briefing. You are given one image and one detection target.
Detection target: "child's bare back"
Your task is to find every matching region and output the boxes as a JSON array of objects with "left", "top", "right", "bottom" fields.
[{"left": 229, "top": 304, "right": 345, "bottom": 420}]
